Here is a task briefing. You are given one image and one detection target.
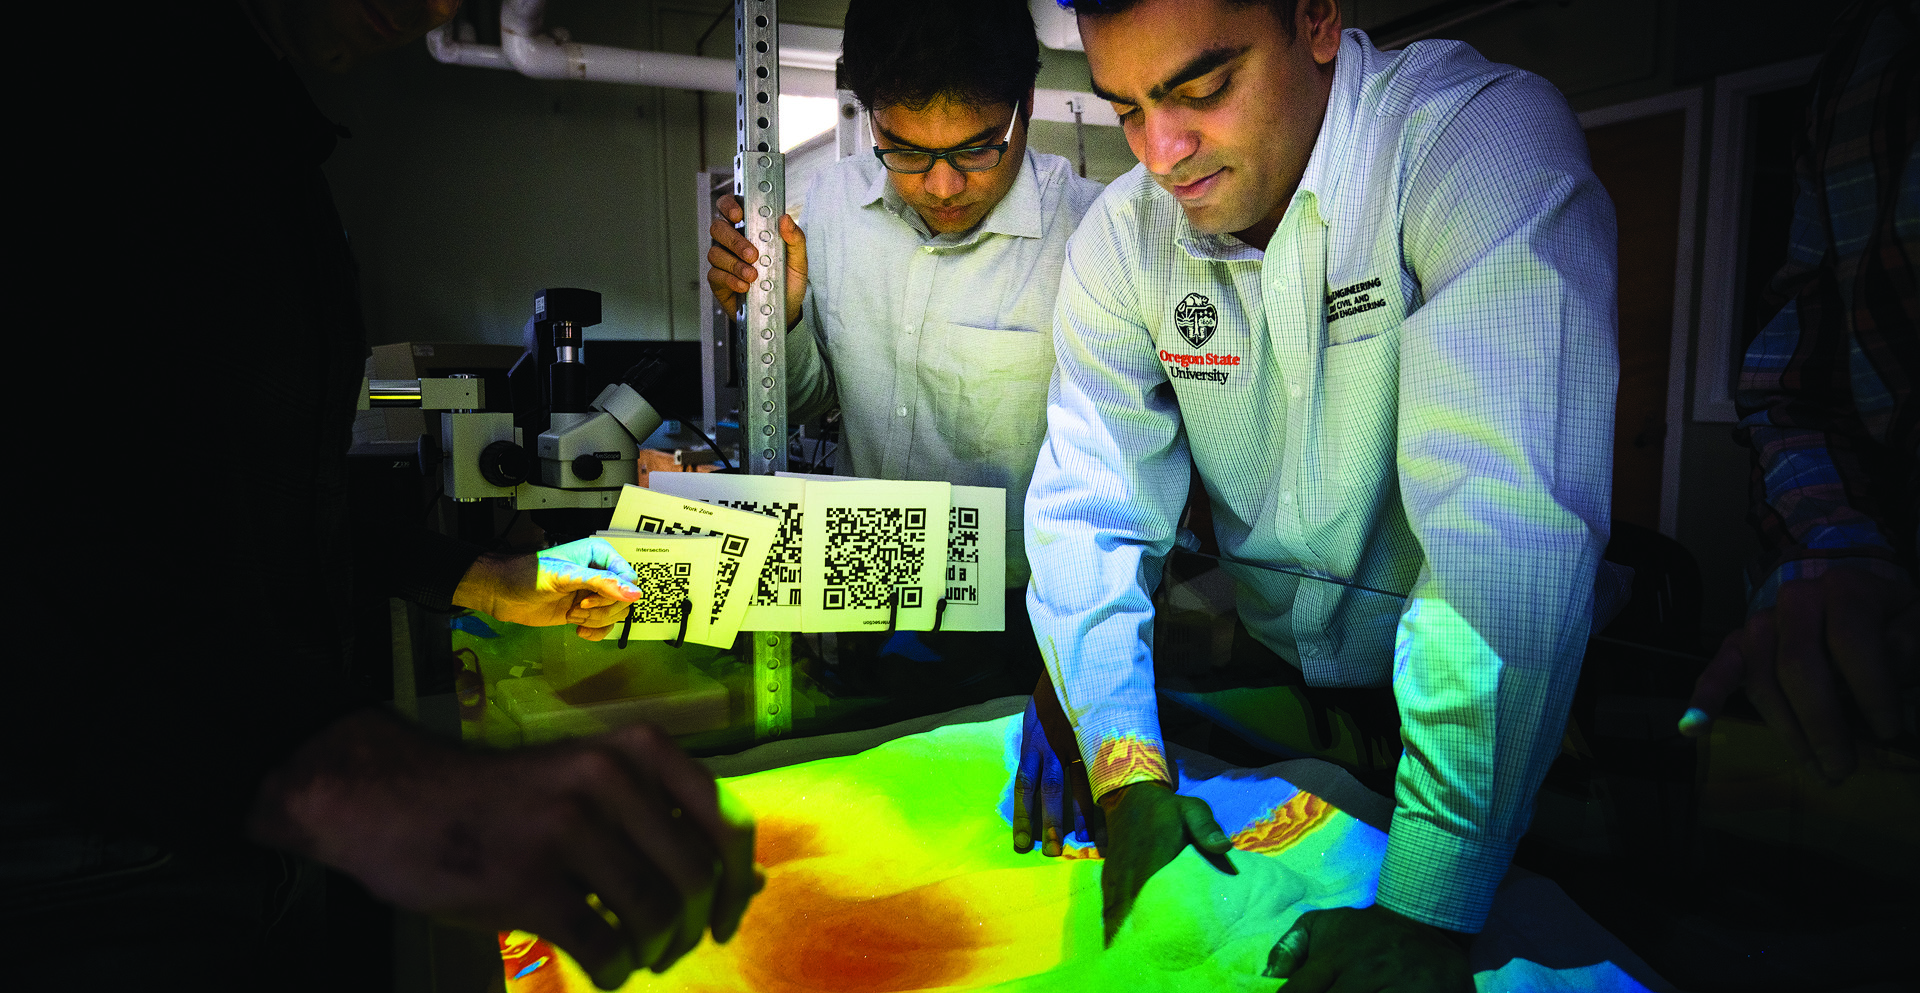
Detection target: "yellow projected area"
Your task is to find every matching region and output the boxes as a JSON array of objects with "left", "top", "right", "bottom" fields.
[{"left": 498, "top": 714, "right": 1387, "bottom": 993}]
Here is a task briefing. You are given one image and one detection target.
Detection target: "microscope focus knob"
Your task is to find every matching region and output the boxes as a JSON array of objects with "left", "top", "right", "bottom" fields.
[
  {"left": 479, "top": 441, "right": 530, "bottom": 487},
  {"left": 571, "top": 453, "right": 604, "bottom": 482}
]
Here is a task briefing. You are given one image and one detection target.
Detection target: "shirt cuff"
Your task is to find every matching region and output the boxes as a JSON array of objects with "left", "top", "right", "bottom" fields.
[
  {"left": 1374, "top": 809, "right": 1516, "bottom": 933},
  {"left": 1084, "top": 733, "right": 1173, "bottom": 802}
]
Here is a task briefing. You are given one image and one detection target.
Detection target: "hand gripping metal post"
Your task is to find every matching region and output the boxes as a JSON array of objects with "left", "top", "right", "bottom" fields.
[
  {"left": 736, "top": 0, "right": 786, "bottom": 477},
  {"left": 738, "top": 0, "right": 794, "bottom": 739}
]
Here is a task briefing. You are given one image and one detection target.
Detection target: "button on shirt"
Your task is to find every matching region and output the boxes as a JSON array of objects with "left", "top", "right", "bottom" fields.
[
  {"left": 788, "top": 149, "right": 1104, "bottom": 588},
  {"left": 1026, "top": 31, "right": 1618, "bottom": 932}
]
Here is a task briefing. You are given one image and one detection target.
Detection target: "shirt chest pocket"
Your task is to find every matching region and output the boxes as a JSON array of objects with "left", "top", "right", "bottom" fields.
[
  {"left": 1318, "top": 330, "right": 1400, "bottom": 499},
  {"left": 922, "top": 323, "right": 1055, "bottom": 461}
]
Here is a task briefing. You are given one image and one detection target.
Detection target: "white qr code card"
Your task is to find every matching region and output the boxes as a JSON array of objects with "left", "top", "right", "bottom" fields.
[
  {"left": 938, "top": 484, "right": 1005, "bottom": 631},
  {"left": 608, "top": 485, "right": 778, "bottom": 649},
  {"left": 783, "top": 474, "right": 1004, "bottom": 632},
  {"left": 648, "top": 472, "right": 807, "bottom": 630},
  {"left": 593, "top": 533, "right": 719, "bottom": 644},
  {"left": 799, "top": 479, "right": 950, "bottom": 632}
]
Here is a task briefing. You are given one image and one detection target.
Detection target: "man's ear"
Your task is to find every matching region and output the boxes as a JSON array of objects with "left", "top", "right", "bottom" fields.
[{"left": 1302, "top": 0, "right": 1343, "bottom": 65}]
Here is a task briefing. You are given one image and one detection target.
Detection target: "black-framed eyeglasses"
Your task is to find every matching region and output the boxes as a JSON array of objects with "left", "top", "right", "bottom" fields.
[{"left": 871, "top": 100, "right": 1021, "bottom": 175}]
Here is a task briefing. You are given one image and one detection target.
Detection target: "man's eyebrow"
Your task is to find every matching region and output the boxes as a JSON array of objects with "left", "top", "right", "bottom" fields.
[
  {"left": 874, "top": 119, "right": 1004, "bottom": 151},
  {"left": 1089, "top": 78, "right": 1129, "bottom": 105},
  {"left": 1090, "top": 44, "right": 1251, "bottom": 106}
]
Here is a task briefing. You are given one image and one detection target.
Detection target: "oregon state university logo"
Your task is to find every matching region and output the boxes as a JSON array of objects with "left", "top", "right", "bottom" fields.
[
  {"left": 1173, "top": 292, "right": 1218, "bottom": 349},
  {"left": 1161, "top": 290, "right": 1241, "bottom": 385}
]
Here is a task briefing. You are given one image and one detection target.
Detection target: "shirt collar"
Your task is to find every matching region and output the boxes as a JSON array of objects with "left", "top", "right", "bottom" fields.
[
  {"left": 1174, "top": 29, "right": 1365, "bottom": 262},
  {"left": 1293, "top": 30, "right": 1364, "bottom": 226},
  {"left": 861, "top": 148, "right": 1045, "bottom": 246},
  {"left": 1177, "top": 228, "right": 1266, "bottom": 262}
]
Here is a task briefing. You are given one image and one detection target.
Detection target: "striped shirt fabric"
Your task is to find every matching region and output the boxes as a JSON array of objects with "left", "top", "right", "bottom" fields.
[
  {"left": 787, "top": 149, "right": 1105, "bottom": 588},
  {"left": 1736, "top": 0, "right": 1918, "bottom": 608},
  {"left": 1026, "top": 30, "right": 1618, "bottom": 931}
]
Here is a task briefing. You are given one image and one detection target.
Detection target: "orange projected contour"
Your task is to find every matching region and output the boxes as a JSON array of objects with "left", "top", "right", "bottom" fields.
[
  {"left": 1230, "top": 791, "right": 1336, "bottom": 855},
  {"left": 500, "top": 932, "right": 566, "bottom": 992},
  {"left": 1088, "top": 736, "right": 1170, "bottom": 797}
]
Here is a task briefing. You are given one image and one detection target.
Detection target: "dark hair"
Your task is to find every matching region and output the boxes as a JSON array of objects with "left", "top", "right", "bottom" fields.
[
  {"left": 840, "top": 0, "right": 1042, "bottom": 111},
  {"left": 1059, "top": 0, "right": 1300, "bottom": 38}
]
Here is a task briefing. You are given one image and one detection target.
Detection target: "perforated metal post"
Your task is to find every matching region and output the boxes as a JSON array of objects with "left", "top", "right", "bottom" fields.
[
  {"left": 738, "top": 0, "right": 794, "bottom": 739},
  {"left": 736, "top": 0, "right": 786, "bottom": 478},
  {"left": 752, "top": 631, "right": 794, "bottom": 739}
]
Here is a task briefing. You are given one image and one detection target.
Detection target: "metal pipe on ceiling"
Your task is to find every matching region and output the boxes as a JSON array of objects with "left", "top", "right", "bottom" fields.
[{"left": 425, "top": 0, "right": 837, "bottom": 97}]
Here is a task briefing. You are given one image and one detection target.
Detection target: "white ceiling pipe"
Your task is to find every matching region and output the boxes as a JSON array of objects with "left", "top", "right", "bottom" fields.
[
  {"left": 427, "top": 21, "right": 835, "bottom": 87},
  {"left": 425, "top": 5, "right": 1109, "bottom": 126},
  {"left": 1030, "top": 0, "right": 1084, "bottom": 51},
  {"left": 425, "top": 21, "right": 512, "bottom": 69},
  {"left": 487, "top": 0, "right": 836, "bottom": 96},
  {"left": 778, "top": 24, "right": 843, "bottom": 71},
  {"left": 499, "top": 0, "right": 729, "bottom": 90}
]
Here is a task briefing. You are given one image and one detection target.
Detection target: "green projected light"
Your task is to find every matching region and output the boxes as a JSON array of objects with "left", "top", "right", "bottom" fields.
[
  {"left": 495, "top": 714, "right": 1656, "bottom": 992},
  {"left": 501, "top": 714, "right": 1386, "bottom": 992}
]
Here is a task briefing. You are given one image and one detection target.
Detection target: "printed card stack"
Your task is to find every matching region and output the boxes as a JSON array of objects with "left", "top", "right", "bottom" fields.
[
  {"left": 640, "top": 473, "right": 1005, "bottom": 634},
  {"left": 597, "top": 485, "right": 781, "bottom": 647},
  {"left": 590, "top": 533, "right": 719, "bottom": 645}
]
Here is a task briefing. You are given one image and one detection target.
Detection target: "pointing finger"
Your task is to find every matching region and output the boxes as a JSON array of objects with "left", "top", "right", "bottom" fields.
[{"left": 1684, "top": 613, "right": 1769, "bottom": 736}]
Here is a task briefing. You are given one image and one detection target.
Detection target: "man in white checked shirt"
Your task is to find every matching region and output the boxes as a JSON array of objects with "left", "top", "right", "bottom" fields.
[
  {"left": 708, "top": 0, "right": 1103, "bottom": 712},
  {"left": 1024, "top": 0, "right": 1618, "bottom": 987}
]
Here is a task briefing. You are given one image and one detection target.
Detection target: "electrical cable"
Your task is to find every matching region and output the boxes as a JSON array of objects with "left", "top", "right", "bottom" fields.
[
  {"left": 619, "top": 356, "right": 734, "bottom": 470},
  {"left": 686, "top": 419, "right": 734, "bottom": 471}
]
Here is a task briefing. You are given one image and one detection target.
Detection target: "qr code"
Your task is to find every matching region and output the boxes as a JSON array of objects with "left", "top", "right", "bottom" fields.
[
  {"left": 822, "top": 506, "right": 929, "bottom": 610},
  {"left": 714, "top": 500, "right": 803, "bottom": 607},
  {"left": 631, "top": 561, "right": 693, "bottom": 624},
  {"left": 633, "top": 517, "right": 751, "bottom": 622},
  {"left": 945, "top": 505, "right": 981, "bottom": 605}
]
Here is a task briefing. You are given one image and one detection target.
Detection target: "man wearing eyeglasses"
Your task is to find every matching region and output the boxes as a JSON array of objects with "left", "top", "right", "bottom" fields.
[{"left": 707, "top": 0, "right": 1102, "bottom": 713}]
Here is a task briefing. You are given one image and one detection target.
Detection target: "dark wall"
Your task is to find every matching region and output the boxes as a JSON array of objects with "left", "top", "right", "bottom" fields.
[{"left": 305, "top": 0, "right": 1842, "bottom": 634}]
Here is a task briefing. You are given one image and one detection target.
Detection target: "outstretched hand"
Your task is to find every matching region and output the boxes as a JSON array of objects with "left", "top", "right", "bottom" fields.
[
  {"left": 1680, "top": 567, "right": 1918, "bottom": 781},
  {"left": 1011, "top": 676, "right": 1106, "bottom": 857},
  {"left": 453, "top": 537, "right": 645, "bottom": 640},
  {"left": 1099, "top": 781, "right": 1234, "bottom": 946},
  {"left": 1264, "top": 904, "right": 1473, "bottom": 992},
  {"left": 249, "top": 712, "right": 763, "bottom": 990}
]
